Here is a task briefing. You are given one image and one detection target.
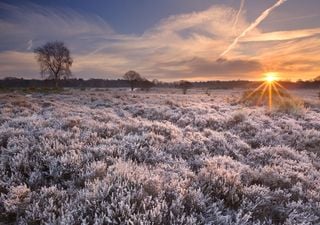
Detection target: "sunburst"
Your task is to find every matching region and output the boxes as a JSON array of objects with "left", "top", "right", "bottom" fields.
[{"left": 241, "top": 72, "right": 290, "bottom": 110}]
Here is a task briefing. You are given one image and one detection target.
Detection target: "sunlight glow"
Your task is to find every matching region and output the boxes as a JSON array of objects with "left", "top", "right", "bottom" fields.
[{"left": 264, "top": 72, "right": 278, "bottom": 83}]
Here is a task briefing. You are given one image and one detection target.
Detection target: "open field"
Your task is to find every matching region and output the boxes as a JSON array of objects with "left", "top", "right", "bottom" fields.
[{"left": 1, "top": 88, "right": 320, "bottom": 224}]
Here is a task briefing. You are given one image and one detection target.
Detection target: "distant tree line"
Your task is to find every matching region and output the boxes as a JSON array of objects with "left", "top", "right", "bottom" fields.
[
  {"left": 1, "top": 77, "right": 320, "bottom": 90},
  {"left": 0, "top": 78, "right": 154, "bottom": 89}
]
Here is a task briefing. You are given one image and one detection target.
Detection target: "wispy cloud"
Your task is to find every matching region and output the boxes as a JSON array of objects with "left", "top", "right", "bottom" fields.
[
  {"left": 0, "top": 51, "right": 37, "bottom": 78},
  {"left": 159, "top": 57, "right": 263, "bottom": 80},
  {"left": 219, "top": 0, "right": 287, "bottom": 58},
  {"left": 243, "top": 28, "right": 320, "bottom": 42},
  {"left": 232, "top": 0, "right": 246, "bottom": 31},
  {"left": 27, "top": 40, "right": 33, "bottom": 51},
  {"left": 0, "top": 1, "right": 319, "bottom": 81},
  {"left": 0, "top": 2, "right": 114, "bottom": 52}
]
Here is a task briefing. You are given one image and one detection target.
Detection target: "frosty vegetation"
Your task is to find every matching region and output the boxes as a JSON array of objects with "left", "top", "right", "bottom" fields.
[{"left": 0, "top": 88, "right": 320, "bottom": 225}]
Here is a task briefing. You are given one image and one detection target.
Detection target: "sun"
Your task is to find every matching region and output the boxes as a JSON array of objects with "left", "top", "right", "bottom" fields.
[{"left": 264, "top": 72, "right": 278, "bottom": 83}]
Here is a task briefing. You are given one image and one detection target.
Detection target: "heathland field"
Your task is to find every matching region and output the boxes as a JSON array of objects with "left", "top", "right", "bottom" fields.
[{"left": 1, "top": 88, "right": 320, "bottom": 224}]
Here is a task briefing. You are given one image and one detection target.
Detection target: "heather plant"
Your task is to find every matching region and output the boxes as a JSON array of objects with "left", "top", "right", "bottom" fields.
[
  {"left": 273, "top": 97, "right": 305, "bottom": 116},
  {"left": 0, "top": 89, "right": 320, "bottom": 224}
]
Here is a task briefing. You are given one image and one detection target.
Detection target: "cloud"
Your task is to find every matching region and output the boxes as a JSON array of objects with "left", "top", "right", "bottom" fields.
[
  {"left": 159, "top": 57, "right": 263, "bottom": 80},
  {"left": 0, "top": 51, "right": 37, "bottom": 78},
  {"left": 0, "top": 2, "right": 114, "bottom": 52},
  {"left": 1, "top": 3, "right": 251, "bottom": 79},
  {"left": 0, "top": 2, "right": 319, "bottom": 81},
  {"left": 250, "top": 37, "right": 320, "bottom": 80},
  {"left": 233, "top": 0, "right": 246, "bottom": 30},
  {"left": 79, "top": 6, "right": 253, "bottom": 79},
  {"left": 242, "top": 28, "right": 320, "bottom": 42},
  {"left": 219, "top": 0, "right": 288, "bottom": 58}
]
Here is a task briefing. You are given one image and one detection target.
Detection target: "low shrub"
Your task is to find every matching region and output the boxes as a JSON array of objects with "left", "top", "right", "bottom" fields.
[{"left": 273, "top": 98, "right": 305, "bottom": 116}]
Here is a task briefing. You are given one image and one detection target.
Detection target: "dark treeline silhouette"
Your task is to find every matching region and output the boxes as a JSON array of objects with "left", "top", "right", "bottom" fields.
[
  {"left": 0, "top": 77, "right": 155, "bottom": 90},
  {"left": 1, "top": 77, "right": 320, "bottom": 90}
]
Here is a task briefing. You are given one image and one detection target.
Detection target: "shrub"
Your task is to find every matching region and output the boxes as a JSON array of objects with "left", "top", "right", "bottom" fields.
[
  {"left": 273, "top": 98, "right": 305, "bottom": 116},
  {"left": 240, "top": 88, "right": 290, "bottom": 107},
  {"left": 2, "top": 185, "right": 31, "bottom": 222}
]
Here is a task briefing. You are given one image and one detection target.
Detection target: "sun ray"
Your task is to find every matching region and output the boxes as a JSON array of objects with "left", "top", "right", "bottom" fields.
[
  {"left": 273, "top": 82, "right": 290, "bottom": 96},
  {"left": 242, "top": 82, "right": 267, "bottom": 102},
  {"left": 268, "top": 81, "right": 272, "bottom": 110},
  {"left": 257, "top": 83, "right": 269, "bottom": 106},
  {"left": 272, "top": 83, "right": 285, "bottom": 102},
  {"left": 273, "top": 81, "right": 285, "bottom": 89}
]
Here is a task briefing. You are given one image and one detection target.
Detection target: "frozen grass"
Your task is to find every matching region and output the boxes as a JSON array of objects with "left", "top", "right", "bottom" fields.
[{"left": 0, "top": 88, "right": 320, "bottom": 224}]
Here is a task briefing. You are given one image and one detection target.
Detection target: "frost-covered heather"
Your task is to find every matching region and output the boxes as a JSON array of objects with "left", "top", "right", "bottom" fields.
[{"left": 0, "top": 88, "right": 320, "bottom": 225}]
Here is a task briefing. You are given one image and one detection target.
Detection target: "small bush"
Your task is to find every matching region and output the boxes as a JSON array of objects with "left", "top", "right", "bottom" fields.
[
  {"left": 273, "top": 98, "right": 305, "bottom": 115},
  {"left": 3, "top": 185, "right": 31, "bottom": 217}
]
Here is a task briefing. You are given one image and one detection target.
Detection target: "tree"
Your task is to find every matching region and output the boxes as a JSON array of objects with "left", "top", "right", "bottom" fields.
[
  {"left": 176, "top": 80, "right": 193, "bottom": 94},
  {"left": 34, "top": 41, "right": 73, "bottom": 87},
  {"left": 123, "top": 70, "right": 143, "bottom": 91},
  {"left": 140, "top": 79, "right": 154, "bottom": 91}
]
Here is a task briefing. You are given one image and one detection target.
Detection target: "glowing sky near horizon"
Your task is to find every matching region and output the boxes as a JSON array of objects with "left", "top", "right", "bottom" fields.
[{"left": 0, "top": 0, "right": 320, "bottom": 81}]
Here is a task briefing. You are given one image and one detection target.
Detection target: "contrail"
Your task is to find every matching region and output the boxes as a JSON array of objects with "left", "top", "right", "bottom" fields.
[
  {"left": 232, "top": 0, "right": 246, "bottom": 30},
  {"left": 219, "top": 0, "right": 287, "bottom": 59},
  {"left": 27, "top": 40, "right": 33, "bottom": 51}
]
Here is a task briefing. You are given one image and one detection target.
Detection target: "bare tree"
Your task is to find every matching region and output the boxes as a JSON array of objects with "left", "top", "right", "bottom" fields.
[
  {"left": 176, "top": 80, "right": 193, "bottom": 94},
  {"left": 123, "top": 70, "right": 143, "bottom": 91},
  {"left": 34, "top": 41, "right": 73, "bottom": 87}
]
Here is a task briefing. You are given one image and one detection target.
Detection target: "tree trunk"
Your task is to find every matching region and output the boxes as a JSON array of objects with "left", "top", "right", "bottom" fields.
[
  {"left": 131, "top": 82, "right": 134, "bottom": 91},
  {"left": 54, "top": 72, "right": 61, "bottom": 88}
]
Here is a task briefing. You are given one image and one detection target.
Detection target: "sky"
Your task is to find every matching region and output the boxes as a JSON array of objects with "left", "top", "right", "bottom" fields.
[{"left": 0, "top": 0, "right": 320, "bottom": 81}]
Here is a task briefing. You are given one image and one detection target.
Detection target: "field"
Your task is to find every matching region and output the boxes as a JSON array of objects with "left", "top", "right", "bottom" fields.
[{"left": 1, "top": 88, "right": 320, "bottom": 225}]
